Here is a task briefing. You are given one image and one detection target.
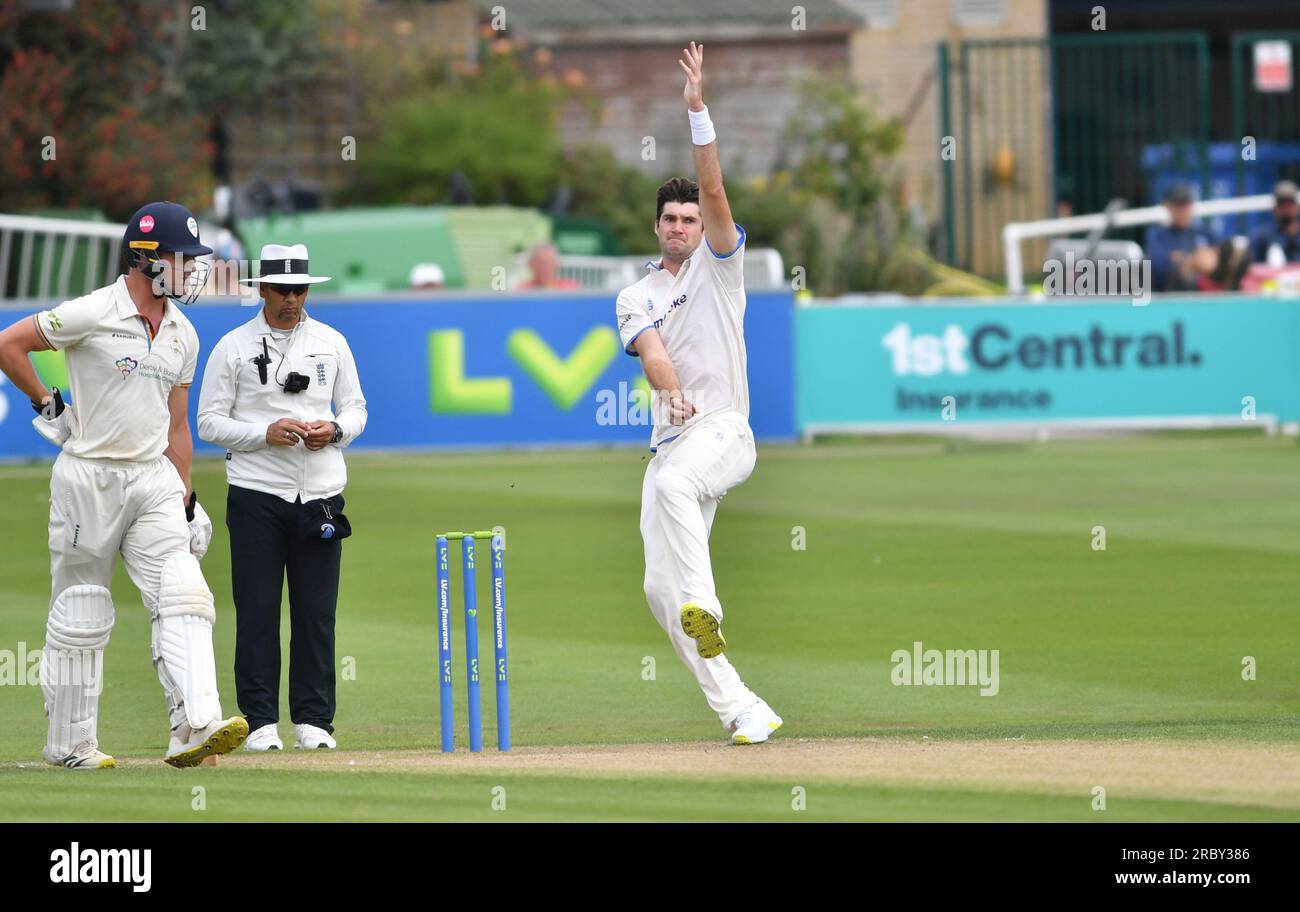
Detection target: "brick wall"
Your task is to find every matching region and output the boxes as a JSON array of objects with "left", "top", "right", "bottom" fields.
[{"left": 548, "top": 35, "right": 852, "bottom": 179}]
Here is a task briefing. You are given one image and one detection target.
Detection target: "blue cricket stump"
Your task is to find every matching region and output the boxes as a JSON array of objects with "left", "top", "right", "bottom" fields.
[
  {"left": 462, "top": 535, "right": 483, "bottom": 753},
  {"left": 491, "top": 533, "right": 510, "bottom": 751},
  {"left": 435, "top": 536, "right": 454, "bottom": 753}
]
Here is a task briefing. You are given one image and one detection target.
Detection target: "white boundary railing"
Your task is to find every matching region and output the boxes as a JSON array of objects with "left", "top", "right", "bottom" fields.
[
  {"left": 1002, "top": 195, "right": 1276, "bottom": 294},
  {"left": 2, "top": 212, "right": 790, "bottom": 300},
  {"left": 540, "top": 248, "right": 787, "bottom": 291},
  {"left": 0, "top": 214, "right": 125, "bottom": 303}
]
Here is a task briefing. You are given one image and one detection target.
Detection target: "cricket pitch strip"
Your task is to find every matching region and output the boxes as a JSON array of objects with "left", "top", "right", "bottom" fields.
[{"left": 113, "top": 737, "right": 1300, "bottom": 811}]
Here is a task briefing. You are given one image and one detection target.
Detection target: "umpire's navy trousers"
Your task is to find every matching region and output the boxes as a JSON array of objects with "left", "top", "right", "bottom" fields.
[{"left": 226, "top": 484, "right": 341, "bottom": 734}]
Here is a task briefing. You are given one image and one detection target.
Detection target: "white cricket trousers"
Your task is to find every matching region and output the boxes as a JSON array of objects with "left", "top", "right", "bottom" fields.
[
  {"left": 46, "top": 452, "right": 205, "bottom": 744},
  {"left": 639, "top": 408, "right": 758, "bottom": 729}
]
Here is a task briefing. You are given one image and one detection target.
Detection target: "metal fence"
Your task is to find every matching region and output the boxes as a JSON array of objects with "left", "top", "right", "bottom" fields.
[
  {"left": 940, "top": 32, "right": 1211, "bottom": 279},
  {"left": 0, "top": 214, "right": 123, "bottom": 302},
  {"left": 1230, "top": 31, "right": 1300, "bottom": 234}
]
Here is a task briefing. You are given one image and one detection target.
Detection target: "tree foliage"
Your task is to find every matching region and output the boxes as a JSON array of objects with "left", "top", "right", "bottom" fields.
[
  {"left": 0, "top": 1, "right": 212, "bottom": 218},
  {"left": 0, "top": 0, "right": 323, "bottom": 219}
]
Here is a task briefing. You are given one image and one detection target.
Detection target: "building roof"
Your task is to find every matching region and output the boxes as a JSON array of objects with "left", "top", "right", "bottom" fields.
[{"left": 469, "top": 0, "right": 865, "bottom": 41}]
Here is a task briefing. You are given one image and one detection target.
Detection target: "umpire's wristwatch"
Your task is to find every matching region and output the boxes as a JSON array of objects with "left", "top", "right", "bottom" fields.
[{"left": 329, "top": 421, "right": 343, "bottom": 444}]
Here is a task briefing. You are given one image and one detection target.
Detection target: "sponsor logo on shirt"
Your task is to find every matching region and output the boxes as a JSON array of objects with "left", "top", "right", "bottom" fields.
[
  {"left": 46, "top": 311, "right": 63, "bottom": 331},
  {"left": 111, "top": 332, "right": 141, "bottom": 341},
  {"left": 115, "top": 356, "right": 139, "bottom": 378},
  {"left": 651, "top": 294, "right": 687, "bottom": 330}
]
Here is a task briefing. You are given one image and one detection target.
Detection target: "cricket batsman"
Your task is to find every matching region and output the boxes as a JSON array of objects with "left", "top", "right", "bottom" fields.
[
  {"left": 0, "top": 201, "right": 248, "bottom": 768},
  {"left": 615, "top": 43, "right": 782, "bottom": 744}
]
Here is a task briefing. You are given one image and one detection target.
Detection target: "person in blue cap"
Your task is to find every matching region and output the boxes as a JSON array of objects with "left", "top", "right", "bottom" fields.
[
  {"left": 1144, "top": 184, "right": 1218, "bottom": 292},
  {"left": 0, "top": 201, "right": 248, "bottom": 769}
]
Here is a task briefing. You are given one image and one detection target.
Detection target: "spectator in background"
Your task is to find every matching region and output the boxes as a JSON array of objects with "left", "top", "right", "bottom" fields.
[
  {"left": 1247, "top": 180, "right": 1300, "bottom": 266},
  {"left": 409, "top": 263, "right": 446, "bottom": 291},
  {"left": 517, "top": 243, "right": 580, "bottom": 290},
  {"left": 1145, "top": 184, "right": 1216, "bottom": 292}
]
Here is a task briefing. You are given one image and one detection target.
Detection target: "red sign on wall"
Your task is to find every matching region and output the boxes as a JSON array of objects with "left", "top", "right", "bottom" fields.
[{"left": 1255, "top": 41, "right": 1293, "bottom": 93}]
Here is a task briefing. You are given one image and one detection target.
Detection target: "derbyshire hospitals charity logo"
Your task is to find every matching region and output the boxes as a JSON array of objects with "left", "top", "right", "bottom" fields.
[{"left": 115, "top": 356, "right": 139, "bottom": 378}]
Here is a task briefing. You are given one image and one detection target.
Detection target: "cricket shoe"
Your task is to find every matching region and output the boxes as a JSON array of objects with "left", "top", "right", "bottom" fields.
[
  {"left": 44, "top": 742, "right": 116, "bottom": 769},
  {"left": 295, "top": 724, "right": 336, "bottom": 750},
  {"left": 729, "top": 699, "right": 784, "bottom": 745},
  {"left": 680, "top": 603, "right": 726, "bottom": 658},
  {"left": 244, "top": 724, "right": 283, "bottom": 752},
  {"left": 165, "top": 716, "right": 249, "bottom": 768}
]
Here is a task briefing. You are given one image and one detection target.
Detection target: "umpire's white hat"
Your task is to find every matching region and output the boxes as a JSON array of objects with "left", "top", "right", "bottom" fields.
[{"left": 241, "top": 243, "right": 332, "bottom": 285}]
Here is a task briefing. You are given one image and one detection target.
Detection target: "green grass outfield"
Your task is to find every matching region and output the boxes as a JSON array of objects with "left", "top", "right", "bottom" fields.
[{"left": 0, "top": 432, "right": 1297, "bottom": 821}]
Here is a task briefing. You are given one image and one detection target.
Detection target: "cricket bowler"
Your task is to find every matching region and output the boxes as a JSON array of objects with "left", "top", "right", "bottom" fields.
[
  {"left": 615, "top": 43, "right": 782, "bottom": 744},
  {"left": 0, "top": 201, "right": 248, "bottom": 768}
]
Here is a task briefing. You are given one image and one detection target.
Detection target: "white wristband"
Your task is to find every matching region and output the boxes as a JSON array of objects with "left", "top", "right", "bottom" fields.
[{"left": 688, "top": 106, "right": 716, "bottom": 146}]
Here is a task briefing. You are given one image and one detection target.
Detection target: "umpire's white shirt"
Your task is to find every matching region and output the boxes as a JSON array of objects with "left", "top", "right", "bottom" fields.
[{"left": 197, "top": 309, "right": 366, "bottom": 502}]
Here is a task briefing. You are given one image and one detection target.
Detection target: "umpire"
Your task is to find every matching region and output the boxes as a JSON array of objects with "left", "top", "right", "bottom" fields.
[{"left": 197, "top": 244, "right": 367, "bottom": 751}]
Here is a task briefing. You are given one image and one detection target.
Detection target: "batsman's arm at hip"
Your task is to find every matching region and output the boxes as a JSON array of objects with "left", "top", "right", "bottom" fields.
[{"left": 0, "top": 315, "right": 55, "bottom": 405}]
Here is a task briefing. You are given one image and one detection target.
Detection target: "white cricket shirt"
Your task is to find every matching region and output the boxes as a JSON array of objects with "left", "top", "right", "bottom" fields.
[
  {"left": 615, "top": 224, "right": 749, "bottom": 450},
  {"left": 196, "top": 309, "right": 367, "bottom": 502},
  {"left": 33, "top": 276, "right": 199, "bottom": 462}
]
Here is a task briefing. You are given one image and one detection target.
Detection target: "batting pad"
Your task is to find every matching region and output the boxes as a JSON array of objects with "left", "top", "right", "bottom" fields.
[
  {"left": 42, "top": 585, "right": 114, "bottom": 760},
  {"left": 152, "top": 551, "right": 222, "bottom": 730}
]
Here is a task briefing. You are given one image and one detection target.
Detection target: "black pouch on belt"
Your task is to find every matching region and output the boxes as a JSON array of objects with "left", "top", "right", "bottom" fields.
[{"left": 300, "top": 494, "right": 352, "bottom": 542}]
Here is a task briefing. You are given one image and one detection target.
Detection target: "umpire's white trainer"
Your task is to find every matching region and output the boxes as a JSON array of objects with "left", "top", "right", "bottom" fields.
[
  {"left": 729, "top": 699, "right": 784, "bottom": 745},
  {"left": 295, "top": 724, "right": 336, "bottom": 750},
  {"left": 244, "top": 724, "right": 283, "bottom": 752}
]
